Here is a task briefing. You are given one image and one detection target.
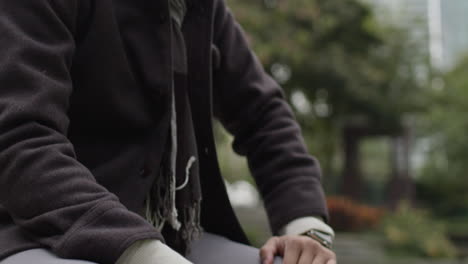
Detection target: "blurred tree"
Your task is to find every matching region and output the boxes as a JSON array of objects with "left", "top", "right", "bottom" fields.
[
  {"left": 219, "top": 0, "right": 431, "bottom": 203},
  {"left": 417, "top": 56, "right": 468, "bottom": 218}
]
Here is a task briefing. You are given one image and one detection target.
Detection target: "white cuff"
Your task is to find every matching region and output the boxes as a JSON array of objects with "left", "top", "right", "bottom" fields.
[
  {"left": 116, "top": 239, "right": 193, "bottom": 264},
  {"left": 280, "top": 216, "right": 335, "bottom": 237}
]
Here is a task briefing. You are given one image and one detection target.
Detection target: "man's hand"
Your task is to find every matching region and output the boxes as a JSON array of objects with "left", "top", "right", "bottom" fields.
[{"left": 260, "top": 236, "right": 336, "bottom": 264}]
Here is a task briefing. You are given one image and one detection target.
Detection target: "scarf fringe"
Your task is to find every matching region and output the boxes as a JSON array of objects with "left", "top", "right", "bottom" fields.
[{"left": 145, "top": 156, "right": 201, "bottom": 248}]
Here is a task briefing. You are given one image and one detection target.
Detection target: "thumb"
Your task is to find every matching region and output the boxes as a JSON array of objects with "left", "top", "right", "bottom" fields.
[{"left": 260, "top": 237, "right": 282, "bottom": 264}]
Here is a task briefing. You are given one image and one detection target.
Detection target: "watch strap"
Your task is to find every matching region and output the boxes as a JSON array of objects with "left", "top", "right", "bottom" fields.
[{"left": 301, "top": 229, "right": 333, "bottom": 249}]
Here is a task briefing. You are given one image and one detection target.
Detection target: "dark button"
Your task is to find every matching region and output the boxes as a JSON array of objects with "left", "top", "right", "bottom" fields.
[
  {"left": 149, "top": 86, "right": 162, "bottom": 96},
  {"left": 197, "top": 7, "right": 206, "bottom": 19},
  {"left": 197, "top": 4, "right": 207, "bottom": 14},
  {"left": 139, "top": 167, "right": 150, "bottom": 178},
  {"left": 159, "top": 13, "right": 168, "bottom": 24}
]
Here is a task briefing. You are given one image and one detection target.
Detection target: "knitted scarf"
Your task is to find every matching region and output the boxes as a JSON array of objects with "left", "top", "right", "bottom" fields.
[{"left": 145, "top": 0, "right": 202, "bottom": 254}]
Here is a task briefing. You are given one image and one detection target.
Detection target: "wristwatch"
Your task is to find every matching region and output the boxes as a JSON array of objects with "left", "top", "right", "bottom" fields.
[{"left": 301, "top": 229, "right": 333, "bottom": 249}]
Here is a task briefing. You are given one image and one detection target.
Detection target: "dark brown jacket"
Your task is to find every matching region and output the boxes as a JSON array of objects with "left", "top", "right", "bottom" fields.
[{"left": 0, "top": 0, "right": 328, "bottom": 263}]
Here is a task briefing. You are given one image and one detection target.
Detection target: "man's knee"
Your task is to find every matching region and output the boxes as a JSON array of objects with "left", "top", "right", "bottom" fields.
[
  {"left": 0, "top": 249, "right": 98, "bottom": 264},
  {"left": 187, "top": 233, "right": 261, "bottom": 264}
]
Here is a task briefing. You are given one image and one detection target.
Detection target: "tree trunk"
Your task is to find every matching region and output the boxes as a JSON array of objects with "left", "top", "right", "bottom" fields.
[
  {"left": 342, "top": 127, "right": 363, "bottom": 200},
  {"left": 387, "top": 127, "right": 413, "bottom": 208}
]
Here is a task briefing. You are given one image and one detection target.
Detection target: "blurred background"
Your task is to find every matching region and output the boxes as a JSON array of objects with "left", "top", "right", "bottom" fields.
[{"left": 214, "top": 0, "right": 468, "bottom": 263}]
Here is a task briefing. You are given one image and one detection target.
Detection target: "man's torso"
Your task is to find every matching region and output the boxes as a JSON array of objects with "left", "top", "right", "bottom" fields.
[{"left": 0, "top": 0, "right": 247, "bottom": 259}]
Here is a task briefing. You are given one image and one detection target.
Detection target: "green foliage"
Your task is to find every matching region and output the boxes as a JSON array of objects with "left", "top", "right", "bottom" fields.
[
  {"left": 382, "top": 203, "right": 458, "bottom": 259},
  {"left": 228, "top": 0, "right": 429, "bottom": 126},
  {"left": 224, "top": 0, "right": 432, "bottom": 188},
  {"left": 416, "top": 56, "right": 468, "bottom": 217}
]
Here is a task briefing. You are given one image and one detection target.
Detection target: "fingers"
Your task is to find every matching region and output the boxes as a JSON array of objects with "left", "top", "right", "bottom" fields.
[
  {"left": 261, "top": 236, "right": 337, "bottom": 264},
  {"left": 297, "top": 243, "right": 315, "bottom": 264},
  {"left": 311, "top": 255, "right": 326, "bottom": 264},
  {"left": 283, "top": 238, "right": 302, "bottom": 264},
  {"left": 260, "top": 237, "right": 282, "bottom": 264},
  {"left": 311, "top": 244, "right": 336, "bottom": 264}
]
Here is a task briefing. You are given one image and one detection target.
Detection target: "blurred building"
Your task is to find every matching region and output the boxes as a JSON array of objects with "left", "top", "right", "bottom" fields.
[
  {"left": 361, "top": 0, "right": 428, "bottom": 40},
  {"left": 362, "top": 0, "right": 468, "bottom": 70},
  {"left": 377, "top": 0, "right": 427, "bottom": 26},
  {"left": 433, "top": 0, "right": 468, "bottom": 69}
]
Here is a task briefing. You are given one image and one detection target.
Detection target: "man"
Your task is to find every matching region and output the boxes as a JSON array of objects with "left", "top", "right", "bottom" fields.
[{"left": 0, "top": 0, "right": 336, "bottom": 264}]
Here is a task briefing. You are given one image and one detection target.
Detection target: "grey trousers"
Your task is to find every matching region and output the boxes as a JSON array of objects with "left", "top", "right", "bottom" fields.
[{"left": 0, "top": 233, "right": 281, "bottom": 264}]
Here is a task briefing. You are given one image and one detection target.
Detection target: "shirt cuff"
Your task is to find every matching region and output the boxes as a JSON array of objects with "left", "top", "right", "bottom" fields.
[
  {"left": 116, "top": 239, "right": 193, "bottom": 264},
  {"left": 279, "top": 216, "right": 335, "bottom": 237}
]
